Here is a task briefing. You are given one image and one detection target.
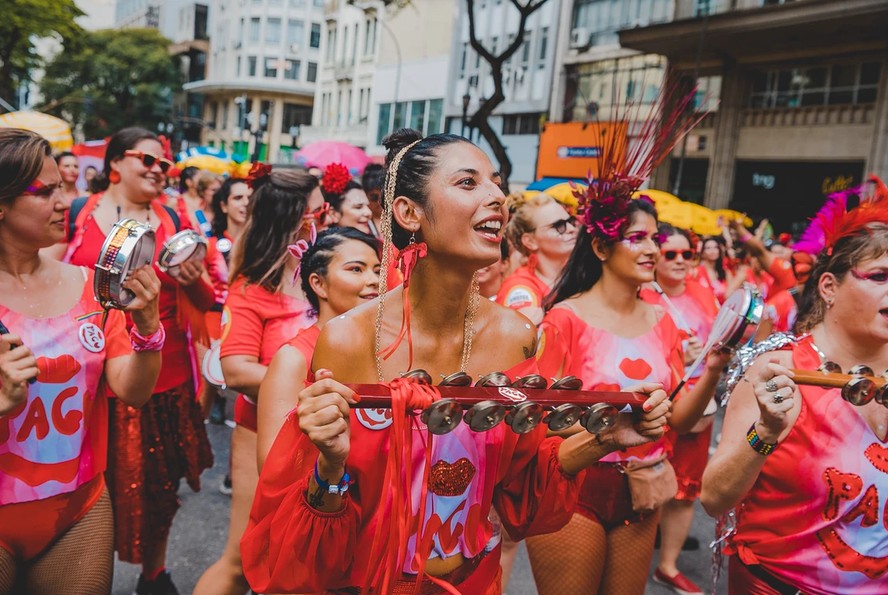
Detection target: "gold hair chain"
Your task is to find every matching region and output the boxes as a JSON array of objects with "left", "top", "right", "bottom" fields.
[{"left": 373, "top": 140, "right": 479, "bottom": 381}]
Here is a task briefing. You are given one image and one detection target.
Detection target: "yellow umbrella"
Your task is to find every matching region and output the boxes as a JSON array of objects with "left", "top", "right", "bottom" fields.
[
  {"left": 176, "top": 155, "right": 232, "bottom": 174},
  {"left": 713, "top": 209, "right": 753, "bottom": 228},
  {"left": 633, "top": 188, "right": 682, "bottom": 207},
  {"left": 0, "top": 111, "right": 73, "bottom": 152},
  {"left": 524, "top": 182, "right": 586, "bottom": 209}
]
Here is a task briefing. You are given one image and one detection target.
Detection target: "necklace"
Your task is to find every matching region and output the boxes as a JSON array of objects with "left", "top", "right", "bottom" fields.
[
  {"left": 114, "top": 201, "right": 152, "bottom": 227},
  {"left": 374, "top": 273, "right": 480, "bottom": 382}
]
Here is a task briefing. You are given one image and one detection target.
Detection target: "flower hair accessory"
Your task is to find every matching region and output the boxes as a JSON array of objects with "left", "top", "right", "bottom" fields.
[
  {"left": 246, "top": 162, "right": 272, "bottom": 188},
  {"left": 287, "top": 222, "right": 318, "bottom": 286},
  {"left": 321, "top": 162, "right": 352, "bottom": 195},
  {"left": 572, "top": 73, "right": 707, "bottom": 243}
]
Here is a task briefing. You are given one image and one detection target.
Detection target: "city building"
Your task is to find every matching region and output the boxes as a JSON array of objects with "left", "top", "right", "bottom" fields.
[
  {"left": 298, "top": 0, "right": 384, "bottom": 148},
  {"left": 618, "top": 0, "right": 888, "bottom": 232},
  {"left": 186, "top": 0, "right": 326, "bottom": 162},
  {"left": 365, "top": 0, "right": 456, "bottom": 156},
  {"left": 441, "top": 0, "right": 564, "bottom": 185}
]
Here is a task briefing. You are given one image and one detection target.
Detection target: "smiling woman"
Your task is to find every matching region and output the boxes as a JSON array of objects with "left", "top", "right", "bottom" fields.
[{"left": 240, "top": 128, "right": 673, "bottom": 594}]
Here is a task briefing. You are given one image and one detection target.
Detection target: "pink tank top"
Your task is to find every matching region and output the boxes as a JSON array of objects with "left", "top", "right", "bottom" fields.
[
  {"left": 0, "top": 269, "right": 130, "bottom": 504},
  {"left": 729, "top": 337, "right": 888, "bottom": 594}
]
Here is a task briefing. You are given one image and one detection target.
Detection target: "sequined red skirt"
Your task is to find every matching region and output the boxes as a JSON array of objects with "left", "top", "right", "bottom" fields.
[{"left": 106, "top": 382, "right": 213, "bottom": 563}]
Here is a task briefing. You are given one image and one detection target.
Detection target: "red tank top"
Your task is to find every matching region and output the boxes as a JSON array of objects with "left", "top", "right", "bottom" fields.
[{"left": 729, "top": 336, "right": 888, "bottom": 594}]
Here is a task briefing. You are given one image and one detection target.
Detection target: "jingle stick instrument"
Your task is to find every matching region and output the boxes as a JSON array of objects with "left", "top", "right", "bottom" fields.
[
  {"left": 788, "top": 367, "right": 887, "bottom": 407},
  {"left": 669, "top": 285, "right": 764, "bottom": 400},
  {"left": 345, "top": 371, "right": 647, "bottom": 436},
  {"left": 0, "top": 320, "right": 36, "bottom": 384}
]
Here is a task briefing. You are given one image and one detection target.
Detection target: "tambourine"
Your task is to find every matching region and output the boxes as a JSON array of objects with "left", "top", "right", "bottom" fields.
[
  {"left": 94, "top": 218, "right": 156, "bottom": 310},
  {"left": 670, "top": 285, "right": 764, "bottom": 399},
  {"left": 158, "top": 229, "right": 207, "bottom": 275},
  {"left": 202, "top": 341, "right": 226, "bottom": 391},
  {"left": 347, "top": 370, "right": 646, "bottom": 436}
]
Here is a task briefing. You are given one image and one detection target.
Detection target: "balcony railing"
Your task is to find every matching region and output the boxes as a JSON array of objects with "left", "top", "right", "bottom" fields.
[{"left": 741, "top": 104, "right": 874, "bottom": 127}]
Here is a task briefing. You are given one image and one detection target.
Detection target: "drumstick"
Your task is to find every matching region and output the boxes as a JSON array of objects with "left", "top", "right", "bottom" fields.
[
  {"left": 0, "top": 319, "right": 37, "bottom": 385},
  {"left": 345, "top": 383, "right": 647, "bottom": 410},
  {"left": 650, "top": 282, "right": 693, "bottom": 334},
  {"left": 789, "top": 369, "right": 887, "bottom": 390}
]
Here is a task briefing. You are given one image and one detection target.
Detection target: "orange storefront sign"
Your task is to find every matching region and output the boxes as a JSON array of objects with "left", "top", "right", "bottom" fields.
[{"left": 536, "top": 121, "right": 628, "bottom": 180}]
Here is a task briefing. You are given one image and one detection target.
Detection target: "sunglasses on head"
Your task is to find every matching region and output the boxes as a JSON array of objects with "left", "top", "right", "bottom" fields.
[
  {"left": 22, "top": 179, "right": 62, "bottom": 198},
  {"left": 661, "top": 249, "right": 694, "bottom": 261},
  {"left": 124, "top": 150, "right": 173, "bottom": 174}
]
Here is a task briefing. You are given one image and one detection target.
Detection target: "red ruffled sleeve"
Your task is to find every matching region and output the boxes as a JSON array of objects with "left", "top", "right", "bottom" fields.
[{"left": 241, "top": 413, "right": 360, "bottom": 593}]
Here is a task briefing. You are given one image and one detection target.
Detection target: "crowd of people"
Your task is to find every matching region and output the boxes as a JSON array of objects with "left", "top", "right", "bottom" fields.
[{"left": 0, "top": 117, "right": 886, "bottom": 595}]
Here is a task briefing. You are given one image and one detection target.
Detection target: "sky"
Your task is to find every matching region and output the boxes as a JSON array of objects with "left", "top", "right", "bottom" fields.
[{"left": 76, "top": 0, "right": 116, "bottom": 30}]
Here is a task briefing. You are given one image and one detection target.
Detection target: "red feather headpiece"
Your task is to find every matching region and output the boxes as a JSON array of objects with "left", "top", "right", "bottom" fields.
[
  {"left": 573, "top": 73, "right": 709, "bottom": 242},
  {"left": 321, "top": 162, "right": 352, "bottom": 195},
  {"left": 818, "top": 175, "right": 888, "bottom": 256},
  {"left": 246, "top": 162, "right": 272, "bottom": 188}
]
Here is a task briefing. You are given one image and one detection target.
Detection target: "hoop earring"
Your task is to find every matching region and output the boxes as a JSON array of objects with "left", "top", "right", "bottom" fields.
[{"left": 108, "top": 170, "right": 121, "bottom": 185}]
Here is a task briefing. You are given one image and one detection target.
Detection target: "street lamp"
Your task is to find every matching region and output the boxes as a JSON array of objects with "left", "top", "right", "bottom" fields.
[
  {"left": 461, "top": 92, "right": 471, "bottom": 139},
  {"left": 250, "top": 111, "right": 268, "bottom": 163}
]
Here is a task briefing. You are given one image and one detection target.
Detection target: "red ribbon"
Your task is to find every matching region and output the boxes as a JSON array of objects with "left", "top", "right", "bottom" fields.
[{"left": 377, "top": 242, "right": 428, "bottom": 370}]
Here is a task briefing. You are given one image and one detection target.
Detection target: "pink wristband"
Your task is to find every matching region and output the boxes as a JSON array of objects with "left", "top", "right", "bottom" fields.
[{"left": 130, "top": 325, "right": 166, "bottom": 352}]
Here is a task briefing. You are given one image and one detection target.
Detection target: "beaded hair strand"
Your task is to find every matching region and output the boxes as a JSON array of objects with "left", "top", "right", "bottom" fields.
[{"left": 374, "top": 139, "right": 421, "bottom": 381}]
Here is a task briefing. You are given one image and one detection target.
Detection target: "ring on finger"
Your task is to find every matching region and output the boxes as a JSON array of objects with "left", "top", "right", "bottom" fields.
[
  {"left": 773, "top": 389, "right": 789, "bottom": 404},
  {"left": 766, "top": 379, "right": 779, "bottom": 393}
]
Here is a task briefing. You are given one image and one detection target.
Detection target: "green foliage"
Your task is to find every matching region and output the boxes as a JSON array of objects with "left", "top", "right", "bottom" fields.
[
  {"left": 1, "top": 0, "right": 83, "bottom": 105},
  {"left": 40, "top": 28, "right": 183, "bottom": 138}
]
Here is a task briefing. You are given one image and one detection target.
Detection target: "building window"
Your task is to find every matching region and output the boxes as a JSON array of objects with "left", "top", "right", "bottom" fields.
[
  {"left": 281, "top": 103, "right": 311, "bottom": 133},
  {"left": 289, "top": 0, "right": 304, "bottom": 6},
  {"left": 287, "top": 19, "right": 304, "bottom": 47},
  {"left": 265, "top": 57, "right": 279, "bottom": 78},
  {"left": 221, "top": 102, "right": 228, "bottom": 130},
  {"left": 364, "top": 18, "right": 377, "bottom": 55},
  {"left": 520, "top": 31, "right": 531, "bottom": 68},
  {"left": 307, "top": 61, "right": 318, "bottom": 82},
  {"left": 236, "top": 55, "right": 241, "bottom": 76},
  {"left": 326, "top": 28, "right": 336, "bottom": 62},
  {"left": 310, "top": 22, "right": 321, "bottom": 48},
  {"left": 248, "top": 56, "right": 257, "bottom": 76},
  {"left": 351, "top": 23, "right": 358, "bottom": 64},
  {"left": 572, "top": 0, "right": 672, "bottom": 48},
  {"left": 568, "top": 55, "right": 666, "bottom": 121},
  {"left": 749, "top": 62, "right": 882, "bottom": 109},
  {"left": 538, "top": 26, "right": 548, "bottom": 66},
  {"left": 249, "top": 17, "right": 260, "bottom": 43},
  {"left": 284, "top": 59, "right": 300, "bottom": 79},
  {"left": 459, "top": 42, "right": 467, "bottom": 78},
  {"left": 502, "top": 113, "right": 541, "bottom": 135},
  {"left": 313, "top": 0, "right": 323, "bottom": 6},
  {"left": 694, "top": 0, "right": 713, "bottom": 16},
  {"left": 266, "top": 17, "right": 281, "bottom": 44},
  {"left": 376, "top": 99, "right": 445, "bottom": 144}
]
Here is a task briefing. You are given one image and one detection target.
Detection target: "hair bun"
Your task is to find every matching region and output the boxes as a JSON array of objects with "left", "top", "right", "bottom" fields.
[{"left": 382, "top": 128, "right": 423, "bottom": 166}]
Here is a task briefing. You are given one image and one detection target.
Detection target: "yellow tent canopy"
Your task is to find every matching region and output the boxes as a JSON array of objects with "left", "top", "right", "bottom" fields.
[
  {"left": 632, "top": 189, "right": 753, "bottom": 235},
  {"left": 0, "top": 111, "right": 74, "bottom": 152}
]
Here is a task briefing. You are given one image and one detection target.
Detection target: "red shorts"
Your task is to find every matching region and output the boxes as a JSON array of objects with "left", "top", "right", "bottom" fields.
[
  {"left": 0, "top": 475, "right": 104, "bottom": 561},
  {"left": 668, "top": 424, "right": 713, "bottom": 501},
  {"left": 728, "top": 555, "right": 800, "bottom": 595},
  {"left": 235, "top": 393, "right": 258, "bottom": 432},
  {"left": 576, "top": 462, "right": 645, "bottom": 530}
]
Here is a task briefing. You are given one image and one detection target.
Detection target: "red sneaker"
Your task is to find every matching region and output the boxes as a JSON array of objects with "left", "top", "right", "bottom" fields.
[{"left": 653, "top": 568, "right": 703, "bottom": 595}]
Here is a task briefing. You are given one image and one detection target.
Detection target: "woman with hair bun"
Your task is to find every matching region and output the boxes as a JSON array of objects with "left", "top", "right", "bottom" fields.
[
  {"left": 321, "top": 162, "right": 373, "bottom": 235},
  {"left": 241, "top": 129, "right": 671, "bottom": 594}
]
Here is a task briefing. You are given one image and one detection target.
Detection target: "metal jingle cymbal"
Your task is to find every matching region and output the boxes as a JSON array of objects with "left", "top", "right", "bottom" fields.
[
  {"left": 475, "top": 372, "right": 512, "bottom": 387},
  {"left": 873, "top": 384, "right": 888, "bottom": 406},
  {"left": 842, "top": 377, "right": 877, "bottom": 407},
  {"left": 544, "top": 404, "right": 584, "bottom": 431},
  {"left": 581, "top": 403, "right": 620, "bottom": 434},
  {"left": 550, "top": 376, "right": 583, "bottom": 391},
  {"left": 420, "top": 399, "right": 463, "bottom": 435},
  {"left": 512, "top": 374, "right": 548, "bottom": 389},
  {"left": 818, "top": 361, "right": 843, "bottom": 374},
  {"left": 505, "top": 401, "right": 545, "bottom": 434},
  {"left": 849, "top": 364, "right": 875, "bottom": 378},
  {"left": 439, "top": 371, "right": 473, "bottom": 386},
  {"left": 402, "top": 369, "right": 433, "bottom": 385},
  {"left": 463, "top": 400, "right": 507, "bottom": 432}
]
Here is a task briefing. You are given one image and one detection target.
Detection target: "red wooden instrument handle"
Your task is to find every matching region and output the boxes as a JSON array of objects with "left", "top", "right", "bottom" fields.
[{"left": 346, "top": 384, "right": 647, "bottom": 409}]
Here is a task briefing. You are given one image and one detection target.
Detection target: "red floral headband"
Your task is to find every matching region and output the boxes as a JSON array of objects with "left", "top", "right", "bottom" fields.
[
  {"left": 321, "top": 162, "right": 352, "bottom": 195},
  {"left": 246, "top": 162, "right": 272, "bottom": 188}
]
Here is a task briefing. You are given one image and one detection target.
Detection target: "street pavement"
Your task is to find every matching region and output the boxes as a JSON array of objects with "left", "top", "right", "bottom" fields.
[{"left": 112, "top": 415, "right": 728, "bottom": 595}]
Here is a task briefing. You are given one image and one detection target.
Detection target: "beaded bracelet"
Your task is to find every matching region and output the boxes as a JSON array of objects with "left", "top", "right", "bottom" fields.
[
  {"left": 130, "top": 325, "right": 166, "bottom": 352},
  {"left": 313, "top": 459, "right": 351, "bottom": 496},
  {"left": 746, "top": 423, "right": 777, "bottom": 456}
]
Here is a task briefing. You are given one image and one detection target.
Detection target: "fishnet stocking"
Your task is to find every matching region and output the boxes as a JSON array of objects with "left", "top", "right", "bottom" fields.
[
  {"left": 526, "top": 513, "right": 607, "bottom": 594},
  {"left": 0, "top": 546, "right": 15, "bottom": 595},
  {"left": 526, "top": 511, "right": 659, "bottom": 595},
  {"left": 24, "top": 491, "right": 114, "bottom": 594}
]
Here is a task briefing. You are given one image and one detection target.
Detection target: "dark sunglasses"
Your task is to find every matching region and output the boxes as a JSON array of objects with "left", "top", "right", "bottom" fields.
[
  {"left": 22, "top": 179, "right": 62, "bottom": 198},
  {"left": 661, "top": 249, "right": 694, "bottom": 261},
  {"left": 538, "top": 216, "right": 578, "bottom": 235},
  {"left": 124, "top": 150, "right": 173, "bottom": 173}
]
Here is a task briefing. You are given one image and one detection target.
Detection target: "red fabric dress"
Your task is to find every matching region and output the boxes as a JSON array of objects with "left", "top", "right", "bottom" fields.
[
  {"left": 241, "top": 357, "right": 583, "bottom": 594},
  {"left": 641, "top": 280, "right": 719, "bottom": 500},
  {"left": 0, "top": 270, "right": 129, "bottom": 560},
  {"left": 537, "top": 304, "right": 683, "bottom": 527},
  {"left": 727, "top": 336, "right": 888, "bottom": 594},
  {"left": 220, "top": 279, "right": 316, "bottom": 432},
  {"left": 763, "top": 288, "right": 799, "bottom": 334},
  {"left": 64, "top": 195, "right": 213, "bottom": 563},
  {"left": 496, "top": 255, "right": 551, "bottom": 310}
]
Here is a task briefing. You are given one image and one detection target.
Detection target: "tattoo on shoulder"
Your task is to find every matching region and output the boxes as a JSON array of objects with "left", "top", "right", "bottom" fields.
[{"left": 522, "top": 334, "right": 538, "bottom": 360}]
